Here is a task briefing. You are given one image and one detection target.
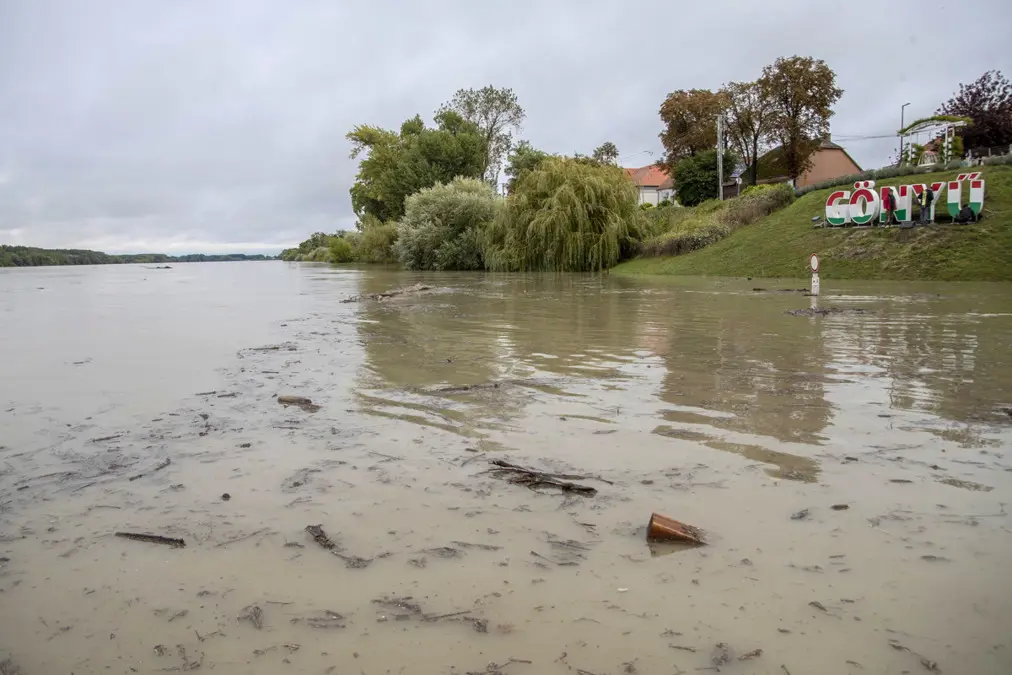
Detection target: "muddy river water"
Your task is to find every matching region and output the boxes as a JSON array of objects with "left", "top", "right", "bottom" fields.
[{"left": 1, "top": 262, "right": 1011, "bottom": 675}]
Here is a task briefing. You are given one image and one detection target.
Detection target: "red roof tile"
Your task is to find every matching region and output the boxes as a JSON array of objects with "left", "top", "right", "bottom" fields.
[{"left": 625, "top": 165, "right": 673, "bottom": 189}]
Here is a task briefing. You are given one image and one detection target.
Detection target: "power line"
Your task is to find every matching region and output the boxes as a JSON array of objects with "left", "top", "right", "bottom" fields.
[{"left": 833, "top": 133, "right": 898, "bottom": 141}]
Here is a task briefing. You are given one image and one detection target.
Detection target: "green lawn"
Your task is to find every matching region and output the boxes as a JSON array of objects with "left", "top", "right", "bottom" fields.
[{"left": 614, "top": 165, "right": 1012, "bottom": 281}]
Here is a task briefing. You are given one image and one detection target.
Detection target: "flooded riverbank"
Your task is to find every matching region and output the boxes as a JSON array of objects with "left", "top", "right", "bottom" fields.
[{"left": 2, "top": 263, "right": 1011, "bottom": 674}]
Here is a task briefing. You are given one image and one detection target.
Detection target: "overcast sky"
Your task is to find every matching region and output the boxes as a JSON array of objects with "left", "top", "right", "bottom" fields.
[{"left": 1, "top": 0, "right": 1008, "bottom": 254}]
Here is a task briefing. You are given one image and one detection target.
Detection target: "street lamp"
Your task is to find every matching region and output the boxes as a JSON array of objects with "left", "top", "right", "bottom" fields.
[{"left": 899, "top": 102, "right": 911, "bottom": 164}]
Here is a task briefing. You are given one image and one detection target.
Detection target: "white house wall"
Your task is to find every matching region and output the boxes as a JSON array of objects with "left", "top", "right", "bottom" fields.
[
  {"left": 637, "top": 187, "right": 676, "bottom": 205},
  {"left": 638, "top": 188, "right": 659, "bottom": 205}
]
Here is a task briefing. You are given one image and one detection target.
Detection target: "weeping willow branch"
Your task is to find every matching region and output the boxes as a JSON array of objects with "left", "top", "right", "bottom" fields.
[{"left": 484, "top": 157, "right": 640, "bottom": 272}]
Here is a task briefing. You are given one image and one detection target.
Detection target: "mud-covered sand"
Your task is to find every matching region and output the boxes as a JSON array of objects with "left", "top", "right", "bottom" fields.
[{"left": 1, "top": 263, "right": 1011, "bottom": 674}]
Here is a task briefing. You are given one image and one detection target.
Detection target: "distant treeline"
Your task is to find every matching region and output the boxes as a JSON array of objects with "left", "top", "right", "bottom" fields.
[{"left": 1, "top": 245, "right": 273, "bottom": 267}]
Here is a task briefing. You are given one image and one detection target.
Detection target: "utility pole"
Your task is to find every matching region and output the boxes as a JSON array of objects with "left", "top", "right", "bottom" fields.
[
  {"left": 899, "top": 102, "right": 911, "bottom": 165},
  {"left": 716, "top": 115, "right": 724, "bottom": 201}
]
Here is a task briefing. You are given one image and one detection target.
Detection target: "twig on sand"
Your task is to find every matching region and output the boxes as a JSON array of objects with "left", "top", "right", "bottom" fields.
[
  {"left": 215, "top": 528, "right": 271, "bottom": 548},
  {"left": 422, "top": 610, "right": 473, "bottom": 622},
  {"left": 115, "top": 532, "right": 185, "bottom": 548},
  {"left": 486, "top": 460, "right": 601, "bottom": 496},
  {"left": 129, "top": 458, "right": 171, "bottom": 481},
  {"left": 490, "top": 459, "right": 614, "bottom": 485}
]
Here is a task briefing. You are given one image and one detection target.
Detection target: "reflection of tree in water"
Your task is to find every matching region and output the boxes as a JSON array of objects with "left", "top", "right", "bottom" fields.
[
  {"left": 350, "top": 272, "right": 650, "bottom": 439},
  {"left": 823, "top": 303, "right": 1012, "bottom": 426},
  {"left": 493, "top": 275, "right": 647, "bottom": 381},
  {"left": 354, "top": 272, "right": 650, "bottom": 389},
  {"left": 639, "top": 288, "right": 833, "bottom": 446}
]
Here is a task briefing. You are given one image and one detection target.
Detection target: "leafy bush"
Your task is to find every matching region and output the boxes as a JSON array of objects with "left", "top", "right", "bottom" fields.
[
  {"left": 639, "top": 202, "right": 655, "bottom": 210},
  {"left": 635, "top": 183, "right": 793, "bottom": 258},
  {"left": 719, "top": 183, "right": 794, "bottom": 228},
  {"left": 304, "top": 246, "right": 332, "bottom": 262},
  {"left": 483, "top": 157, "right": 639, "bottom": 271},
  {"left": 674, "top": 150, "right": 739, "bottom": 206},
  {"left": 329, "top": 237, "right": 355, "bottom": 263},
  {"left": 981, "top": 153, "right": 1012, "bottom": 166},
  {"left": 394, "top": 177, "right": 500, "bottom": 270},
  {"left": 636, "top": 216, "right": 729, "bottom": 257},
  {"left": 355, "top": 221, "right": 399, "bottom": 263}
]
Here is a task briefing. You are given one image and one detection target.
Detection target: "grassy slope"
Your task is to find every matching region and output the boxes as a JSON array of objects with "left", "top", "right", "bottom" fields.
[{"left": 614, "top": 165, "right": 1012, "bottom": 281}]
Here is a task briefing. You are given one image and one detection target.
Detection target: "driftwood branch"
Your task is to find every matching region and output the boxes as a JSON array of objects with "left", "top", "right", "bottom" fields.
[
  {"left": 115, "top": 532, "right": 185, "bottom": 548},
  {"left": 485, "top": 459, "right": 608, "bottom": 495},
  {"left": 128, "top": 458, "right": 171, "bottom": 481},
  {"left": 305, "top": 524, "right": 338, "bottom": 550},
  {"left": 489, "top": 459, "right": 614, "bottom": 485}
]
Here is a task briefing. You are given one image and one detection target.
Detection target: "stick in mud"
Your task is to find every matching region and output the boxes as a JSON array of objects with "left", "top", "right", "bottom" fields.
[
  {"left": 128, "top": 458, "right": 171, "bottom": 481},
  {"left": 305, "top": 524, "right": 338, "bottom": 550},
  {"left": 486, "top": 459, "right": 600, "bottom": 495},
  {"left": 489, "top": 459, "right": 615, "bottom": 485},
  {"left": 278, "top": 395, "right": 321, "bottom": 413},
  {"left": 115, "top": 532, "right": 185, "bottom": 548}
]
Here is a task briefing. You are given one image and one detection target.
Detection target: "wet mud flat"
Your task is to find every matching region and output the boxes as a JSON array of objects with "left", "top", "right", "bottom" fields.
[{"left": 2, "top": 271, "right": 1012, "bottom": 674}]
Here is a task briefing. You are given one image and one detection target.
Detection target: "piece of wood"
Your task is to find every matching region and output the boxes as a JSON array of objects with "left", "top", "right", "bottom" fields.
[
  {"left": 128, "top": 458, "right": 171, "bottom": 481},
  {"left": 305, "top": 524, "right": 338, "bottom": 550},
  {"left": 489, "top": 459, "right": 614, "bottom": 485},
  {"left": 115, "top": 532, "right": 185, "bottom": 548},
  {"left": 278, "top": 396, "right": 321, "bottom": 412}
]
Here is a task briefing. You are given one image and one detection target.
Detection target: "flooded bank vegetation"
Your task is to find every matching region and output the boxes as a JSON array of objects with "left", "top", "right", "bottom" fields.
[
  {"left": 280, "top": 84, "right": 801, "bottom": 272},
  {"left": 483, "top": 158, "right": 642, "bottom": 272}
]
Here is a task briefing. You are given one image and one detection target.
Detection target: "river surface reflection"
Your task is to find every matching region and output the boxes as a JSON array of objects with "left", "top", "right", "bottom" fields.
[{"left": 1, "top": 263, "right": 1010, "bottom": 674}]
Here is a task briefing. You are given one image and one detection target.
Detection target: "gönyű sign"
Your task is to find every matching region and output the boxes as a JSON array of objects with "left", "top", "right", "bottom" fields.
[{"left": 824, "top": 172, "right": 985, "bottom": 226}]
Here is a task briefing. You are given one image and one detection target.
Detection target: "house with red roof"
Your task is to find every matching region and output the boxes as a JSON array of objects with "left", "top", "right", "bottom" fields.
[{"left": 624, "top": 165, "right": 675, "bottom": 206}]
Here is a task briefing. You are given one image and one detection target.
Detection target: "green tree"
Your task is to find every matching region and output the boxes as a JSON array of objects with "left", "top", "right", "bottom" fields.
[
  {"left": 504, "top": 140, "right": 550, "bottom": 193},
  {"left": 673, "top": 150, "right": 738, "bottom": 207},
  {"left": 592, "top": 141, "right": 620, "bottom": 165},
  {"left": 722, "top": 80, "right": 773, "bottom": 186},
  {"left": 347, "top": 112, "right": 487, "bottom": 222},
  {"left": 394, "top": 177, "right": 501, "bottom": 270},
  {"left": 937, "top": 70, "right": 1012, "bottom": 150},
  {"left": 438, "top": 86, "right": 525, "bottom": 184},
  {"left": 759, "top": 56, "right": 843, "bottom": 182},
  {"left": 329, "top": 236, "right": 355, "bottom": 263},
  {"left": 658, "top": 89, "right": 728, "bottom": 171},
  {"left": 484, "top": 157, "right": 639, "bottom": 272}
]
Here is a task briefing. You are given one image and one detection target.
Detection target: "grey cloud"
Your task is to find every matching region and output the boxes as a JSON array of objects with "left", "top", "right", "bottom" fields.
[{"left": 1, "top": 0, "right": 1009, "bottom": 253}]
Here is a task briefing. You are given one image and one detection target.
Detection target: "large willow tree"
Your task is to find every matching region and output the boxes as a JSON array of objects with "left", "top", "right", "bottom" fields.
[{"left": 484, "top": 157, "right": 639, "bottom": 272}]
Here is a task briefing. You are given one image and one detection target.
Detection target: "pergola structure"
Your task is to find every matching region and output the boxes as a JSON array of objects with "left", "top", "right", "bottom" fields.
[{"left": 898, "top": 116, "right": 970, "bottom": 165}]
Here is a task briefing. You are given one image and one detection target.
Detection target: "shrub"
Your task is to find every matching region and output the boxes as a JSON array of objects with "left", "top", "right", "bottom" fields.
[
  {"left": 634, "top": 183, "right": 793, "bottom": 259},
  {"left": 329, "top": 237, "right": 355, "bottom": 263},
  {"left": 674, "top": 150, "right": 739, "bottom": 206},
  {"left": 304, "top": 246, "right": 332, "bottom": 262},
  {"left": 394, "top": 177, "right": 500, "bottom": 270},
  {"left": 636, "top": 217, "right": 729, "bottom": 257},
  {"left": 639, "top": 202, "right": 655, "bottom": 210},
  {"left": 794, "top": 160, "right": 971, "bottom": 197},
  {"left": 355, "top": 221, "right": 399, "bottom": 263},
  {"left": 720, "top": 183, "right": 794, "bottom": 228},
  {"left": 981, "top": 153, "right": 1012, "bottom": 166},
  {"left": 483, "top": 157, "right": 639, "bottom": 271}
]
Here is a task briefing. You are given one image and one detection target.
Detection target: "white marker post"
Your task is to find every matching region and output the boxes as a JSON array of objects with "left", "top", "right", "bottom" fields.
[{"left": 809, "top": 254, "right": 820, "bottom": 296}]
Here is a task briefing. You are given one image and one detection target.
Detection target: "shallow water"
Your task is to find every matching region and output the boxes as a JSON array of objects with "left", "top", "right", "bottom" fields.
[{"left": 1, "top": 262, "right": 1011, "bottom": 674}]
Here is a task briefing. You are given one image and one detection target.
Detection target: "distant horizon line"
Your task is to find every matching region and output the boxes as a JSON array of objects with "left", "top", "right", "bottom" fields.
[{"left": 1, "top": 242, "right": 285, "bottom": 257}]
